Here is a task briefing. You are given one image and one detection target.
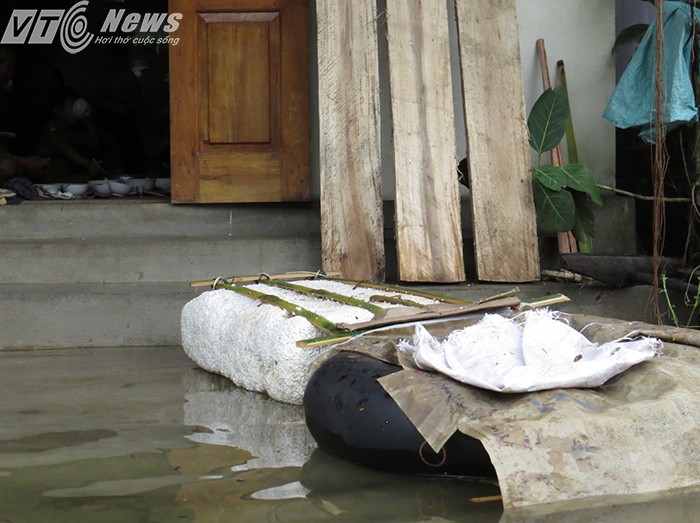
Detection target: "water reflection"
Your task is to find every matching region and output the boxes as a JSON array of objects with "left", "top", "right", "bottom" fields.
[
  {"left": 181, "top": 367, "right": 503, "bottom": 522},
  {"left": 0, "top": 348, "right": 698, "bottom": 523}
]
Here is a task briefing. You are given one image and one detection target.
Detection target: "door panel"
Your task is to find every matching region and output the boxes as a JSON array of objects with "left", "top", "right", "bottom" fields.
[
  {"left": 205, "top": 14, "right": 275, "bottom": 144},
  {"left": 170, "top": 0, "right": 309, "bottom": 203}
]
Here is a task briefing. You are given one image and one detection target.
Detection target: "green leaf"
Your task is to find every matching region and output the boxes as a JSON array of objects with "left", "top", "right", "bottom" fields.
[
  {"left": 533, "top": 180, "right": 575, "bottom": 233},
  {"left": 573, "top": 192, "right": 596, "bottom": 252},
  {"left": 533, "top": 165, "right": 566, "bottom": 191},
  {"left": 528, "top": 87, "right": 570, "bottom": 156},
  {"left": 612, "top": 24, "right": 649, "bottom": 54},
  {"left": 559, "top": 164, "right": 603, "bottom": 206}
]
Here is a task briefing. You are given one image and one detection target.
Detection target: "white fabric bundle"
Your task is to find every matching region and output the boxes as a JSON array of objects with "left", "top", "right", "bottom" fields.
[{"left": 398, "top": 310, "right": 662, "bottom": 392}]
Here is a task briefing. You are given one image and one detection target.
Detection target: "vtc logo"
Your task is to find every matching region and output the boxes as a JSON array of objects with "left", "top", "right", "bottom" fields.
[{"left": 1, "top": 1, "right": 93, "bottom": 54}]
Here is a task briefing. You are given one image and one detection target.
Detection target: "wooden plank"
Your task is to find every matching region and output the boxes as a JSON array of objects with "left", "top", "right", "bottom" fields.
[
  {"left": 455, "top": 0, "right": 540, "bottom": 282},
  {"left": 317, "top": 0, "right": 385, "bottom": 281},
  {"left": 386, "top": 0, "right": 465, "bottom": 283}
]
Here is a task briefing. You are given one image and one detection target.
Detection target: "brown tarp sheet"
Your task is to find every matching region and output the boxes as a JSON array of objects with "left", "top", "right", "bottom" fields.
[{"left": 334, "top": 313, "right": 700, "bottom": 513}]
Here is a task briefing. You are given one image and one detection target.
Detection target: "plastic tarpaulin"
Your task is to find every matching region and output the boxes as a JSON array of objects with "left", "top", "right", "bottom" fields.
[
  {"left": 336, "top": 313, "right": 700, "bottom": 513},
  {"left": 603, "top": 1, "right": 699, "bottom": 142}
]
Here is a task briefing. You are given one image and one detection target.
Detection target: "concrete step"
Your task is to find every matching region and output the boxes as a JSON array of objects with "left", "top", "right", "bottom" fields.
[
  {"left": 0, "top": 282, "right": 206, "bottom": 350},
  {"left": 0, "top": 199, "right": 320, "bottom": 241},
  {"left": 0, "top": 199, "right": 322, "bottom": 284},
  {"left": 2, "top": 236, "right": 322, "bottom": 284}
]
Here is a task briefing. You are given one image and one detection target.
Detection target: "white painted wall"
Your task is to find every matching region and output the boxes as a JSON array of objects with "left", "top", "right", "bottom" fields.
[
  {"left": 516, "top": 0, "right": 617, "bottom": 186},
  {"left": 615, "top": 0, "right": 655, "bottom": 78}
]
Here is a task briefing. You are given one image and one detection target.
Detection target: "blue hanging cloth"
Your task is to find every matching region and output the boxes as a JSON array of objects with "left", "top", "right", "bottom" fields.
[{"left": 603, "top": 1, "right": 699, "bottom": 143}]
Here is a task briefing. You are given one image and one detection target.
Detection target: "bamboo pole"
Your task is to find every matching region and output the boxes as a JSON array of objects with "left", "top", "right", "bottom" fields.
[
  {"left": 190, "top": 271, "right": 342, "bottom": 288},
  {"left": 536, "top": 39, "right": 578, "bottom": 254}
]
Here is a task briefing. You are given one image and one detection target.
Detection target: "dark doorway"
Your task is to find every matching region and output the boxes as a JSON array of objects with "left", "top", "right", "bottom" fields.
[{"left": 0, "top": 0, "right": 170, "bottom": 182}]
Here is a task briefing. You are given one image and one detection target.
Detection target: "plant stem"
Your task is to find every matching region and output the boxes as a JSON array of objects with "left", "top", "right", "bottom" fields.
[
  {"left": 596, "top": 183, "right": 690, "bottom": 203},
  {"left": 661, "top": 273, "right": 680, "bottom": 327}
]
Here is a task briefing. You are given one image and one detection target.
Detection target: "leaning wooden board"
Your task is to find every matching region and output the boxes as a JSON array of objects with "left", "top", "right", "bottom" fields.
[
  {"left": 386, "top": 0, "right": 466, "bottom": 283},
  {"left": 317, "top": 0, "right": 385, "bottom": 282},
  {"left": 455, "top": 0, "right": 540, "bottom": 282}
]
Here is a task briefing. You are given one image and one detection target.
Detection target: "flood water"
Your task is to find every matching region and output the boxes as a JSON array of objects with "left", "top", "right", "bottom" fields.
[{"left": 1, "top": 347, "right": 699, "bottom": 523}]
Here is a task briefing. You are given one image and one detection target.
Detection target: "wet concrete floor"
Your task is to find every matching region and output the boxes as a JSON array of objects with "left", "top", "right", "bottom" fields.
[{"left": 1, "top": 346, "right": 699, "bottom": 522}]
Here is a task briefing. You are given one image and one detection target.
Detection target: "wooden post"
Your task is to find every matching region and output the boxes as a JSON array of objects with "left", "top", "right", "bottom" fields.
[
  {"left": 317, "top": 1, "right": 385, "bottom": 281},
  {"left": 455, "top": 0, "right": 541, "bottom": 282},
  {"left": 386, "top": 0, "right": 466, "bottom": 282}
]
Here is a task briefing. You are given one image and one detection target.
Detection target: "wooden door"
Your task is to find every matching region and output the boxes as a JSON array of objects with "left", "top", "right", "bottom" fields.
[{"left": 169, "top": 0, "right": 310, "bottom": 203}]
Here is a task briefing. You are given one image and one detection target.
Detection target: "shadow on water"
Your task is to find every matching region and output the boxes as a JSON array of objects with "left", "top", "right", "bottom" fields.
[{"left": 0, "top": 347, "right": 699, "bottom": 522}]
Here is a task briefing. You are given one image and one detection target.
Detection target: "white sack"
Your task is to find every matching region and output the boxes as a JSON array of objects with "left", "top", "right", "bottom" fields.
[{"left": 397, "top": 310, "right": 662, "bottom": 392}]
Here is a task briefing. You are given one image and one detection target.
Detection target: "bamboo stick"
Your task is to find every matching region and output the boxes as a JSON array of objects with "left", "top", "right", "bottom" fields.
[
  {"left": 368, "top": 295, "right": 427, "bottom": 308},
  {"left": 297, "top": 292, "right": 570, "bottom": 348},
  {"left": 519, "top": 293, "right": 571, "bottom": 309},
  {"left": 296, "top": 334, "right": 353, "bottom": 349},
  {"left": 259, "top": 280, "right": 384, "bottom": 313},
  {"left": 190, "top": 271, "right": 342, "bottom": 288},
  {"left": 320, "top": 277, "right": 470, "bottom": 304},
  {"left": 470, "top": 495, "right": 502, "bottom": 504},
  {"left": 219, "top": 283, "right": 339, "bottom": 335},
  {"left": 557, "top": 60, "right": 578, "bottom": 164},
  {"left": 476, "top": 287, "right": 520, "bottom": 304}
]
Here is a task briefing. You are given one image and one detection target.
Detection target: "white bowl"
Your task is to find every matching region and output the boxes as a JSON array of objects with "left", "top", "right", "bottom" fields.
[
  {"left": 41, "top": 184, "right": 60, "bottom": 194},
  {"left": 62, "top": 183, "right": 89, "bottom": 197},
  {"left": 108, "top": 180, "right": 133, "bottom": 196},
  {"left": 93, "top": 183, "right": 111, "bottom": 196},
  {"left": 155, "top": 178, "right": 171, "bottom": 193},
  {"left": 128, "top": 178, "right": 156, "bottom": 192}
]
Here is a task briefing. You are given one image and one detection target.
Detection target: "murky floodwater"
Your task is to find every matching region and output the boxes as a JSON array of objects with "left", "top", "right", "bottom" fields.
[{"left": 1, "top": 347, "right": 699, "bottom": 523}]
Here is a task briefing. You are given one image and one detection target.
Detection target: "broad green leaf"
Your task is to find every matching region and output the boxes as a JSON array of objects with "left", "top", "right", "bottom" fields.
[
  {"left": 533, "top": 180, "right": 575, "bottom": 233},
  {"left": 533, "top": 165, "right": 566, "bottom": 191},
  {"left": 559, "top": 164, "right": 603, "bottom": 206},
  {"left": 573, "top": 192, "right": 596, "bottom": 252},
  {"left": 612, "top": 24, "right": 649, "bottom": 54},
  {"left": 528, "top": 87, "right": 570, "bottom": 156}
]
